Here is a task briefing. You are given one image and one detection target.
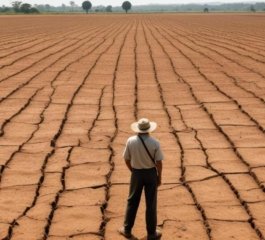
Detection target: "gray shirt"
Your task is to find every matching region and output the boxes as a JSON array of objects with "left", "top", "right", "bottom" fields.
[{"left": 123, "top": 134, "right": 164, "bottom": 169}]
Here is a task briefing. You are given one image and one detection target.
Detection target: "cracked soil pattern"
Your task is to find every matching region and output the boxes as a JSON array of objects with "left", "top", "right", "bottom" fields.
[{"left": 0, "top": 14, "right": 265, "bottom": 240}]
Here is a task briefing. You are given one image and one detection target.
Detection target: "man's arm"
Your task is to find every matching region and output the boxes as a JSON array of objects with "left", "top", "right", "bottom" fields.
[
  {"left": 156, "top": 160, "right": 163, "bottom": 187},
  {"left": 123, "top": 138, "right": 132, "bottom": 172},
  {"left": 125, "top": 160, "right": 132, "bottom": 172}
]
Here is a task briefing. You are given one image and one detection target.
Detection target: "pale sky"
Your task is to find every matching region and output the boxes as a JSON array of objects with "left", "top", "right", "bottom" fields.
[{"left": 1, "top": 0, "right": 264, "bottom": 7}]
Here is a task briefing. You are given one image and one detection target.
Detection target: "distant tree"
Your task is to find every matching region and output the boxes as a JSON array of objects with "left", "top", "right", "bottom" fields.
[
  {"left": 13, "top": 3, "right": 39, "bottom": 14},
  {"left": 122, "top": 1, "right": 132, "bottom": 13},
  {"left": 250, "top": 5, "right": 256, "bottom": 12},
  {"left": 45, "top": 4, "right": 51, "bottom": 12},
  {"left": 20, "top": 3, "right": 32, "bottom": 13},
  {"left": 106, "top": 5, "right": 112, "bottom": 12},
  {"left": 30, "top": 7, "right": 40, "bottom": 13},
  {"left": 12, "top": 1, "right": 22, "bottom": 12},
  {"left": 62, "top": 3, "right": 66, "bottom": 12},
  {"left": 70, "top": 1, "right": 75, "bottom": 11},
  {"left": 203, "top": 7, "right": 209, "bottom": 13},
  {"left": 82, "top": 1, "right": 92, "bottom": 13}
]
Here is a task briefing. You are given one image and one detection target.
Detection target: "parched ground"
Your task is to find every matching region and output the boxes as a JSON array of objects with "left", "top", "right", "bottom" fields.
[{"left": 0, "top": 13, "right": 265, "bottom": 240}]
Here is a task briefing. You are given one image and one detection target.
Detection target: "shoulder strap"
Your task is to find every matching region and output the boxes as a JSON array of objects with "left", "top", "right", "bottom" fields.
[{"left": 138, "top": 135, "right": 156, "bottom": 165}]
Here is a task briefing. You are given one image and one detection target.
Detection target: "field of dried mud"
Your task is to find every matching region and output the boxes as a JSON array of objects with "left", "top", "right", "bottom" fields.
[{"left": 0, "top": 14, "right": 265, "bottom": 240}]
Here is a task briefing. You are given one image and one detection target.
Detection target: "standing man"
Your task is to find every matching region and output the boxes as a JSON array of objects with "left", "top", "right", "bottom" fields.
[{"left": 118, "top": 118, "right": 163, "bottom": 240}]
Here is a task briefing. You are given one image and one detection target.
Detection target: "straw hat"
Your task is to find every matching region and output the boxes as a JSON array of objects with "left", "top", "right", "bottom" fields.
[{"left": 131, "top": 118, "right": 157, "bottom": 133}]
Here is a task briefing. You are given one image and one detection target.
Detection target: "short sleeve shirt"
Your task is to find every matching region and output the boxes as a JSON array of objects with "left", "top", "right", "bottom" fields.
[{"left": 123, "top": 134, "right": 164, "bottom": 169}]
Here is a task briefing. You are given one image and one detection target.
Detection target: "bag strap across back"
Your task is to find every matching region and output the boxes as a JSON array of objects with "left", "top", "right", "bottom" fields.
[{"left": 138, "top": 135, "right": 156, "bottom": 165}]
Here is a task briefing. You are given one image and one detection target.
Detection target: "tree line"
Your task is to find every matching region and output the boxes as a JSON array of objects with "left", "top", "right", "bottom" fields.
[
  {"left": 0, "top": 1, "right": 132, "bottom": 14},
  {"left": 81, "top": 1, "right": 131, "bottom": 13},
  {"left": 1, "top": 1, "right": 265, "bottom": 14},
  {"left": 0, "top": 1, "right": 40, "bottom": 13},
  {"left": 123, "top": 2, "right": 265, "bottom": 12}
]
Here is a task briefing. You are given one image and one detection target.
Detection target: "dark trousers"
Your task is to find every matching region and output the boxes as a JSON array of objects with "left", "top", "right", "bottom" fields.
[{"left": 124, "top": 168, "right": 157, "bottom": 235}]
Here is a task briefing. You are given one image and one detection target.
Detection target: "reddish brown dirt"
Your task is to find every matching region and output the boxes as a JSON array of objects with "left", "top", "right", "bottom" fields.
[{"left": 0, "top": 14, "right": 265, "bottom": 240}]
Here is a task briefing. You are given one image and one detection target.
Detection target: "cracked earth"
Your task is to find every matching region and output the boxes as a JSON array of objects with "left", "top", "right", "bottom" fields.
[{"left": 0, "top": 14, "right": 265, "bottom": 240}]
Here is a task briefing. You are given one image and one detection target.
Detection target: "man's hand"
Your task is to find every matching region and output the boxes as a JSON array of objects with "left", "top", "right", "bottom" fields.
[
  {"left": 156, "top": 161, "right": 163, "bottom": 187},
  {"left": 157, "top": 175, "right": 162, "bottom": 187}
]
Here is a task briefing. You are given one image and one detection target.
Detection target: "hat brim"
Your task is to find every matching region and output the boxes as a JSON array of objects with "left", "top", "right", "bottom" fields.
[{"left": 131, "top": 121, "right": 157, "bottom": 133}]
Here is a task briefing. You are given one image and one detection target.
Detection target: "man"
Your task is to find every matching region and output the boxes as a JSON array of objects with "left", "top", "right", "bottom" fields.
[{"left": 118, "top": 118, "right": 163, "bottom": 240}]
